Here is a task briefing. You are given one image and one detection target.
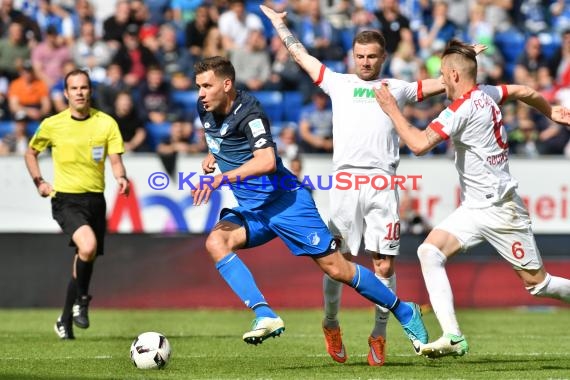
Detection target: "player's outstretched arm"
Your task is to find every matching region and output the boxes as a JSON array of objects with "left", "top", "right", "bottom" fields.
[
  {"left": 504, "top": 84, "right": 570, "bottom": 126},
  {"left": 374, "top": 84, "right": 444, "bottom": 156},
  {"left": 259, "top": 4, "right": 323, "bottom": 82}
]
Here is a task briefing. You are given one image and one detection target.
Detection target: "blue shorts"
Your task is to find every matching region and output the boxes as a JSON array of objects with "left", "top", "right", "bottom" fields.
[{"left": 220, "top": 188, "right": 334, "bottom": 256}]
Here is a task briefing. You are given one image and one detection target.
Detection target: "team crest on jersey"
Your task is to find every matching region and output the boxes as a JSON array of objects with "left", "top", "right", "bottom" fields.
[
  {"left": 204, "top": 122, "right": 211, "bottom": 129},
  {"left": 220, "top": 123, "right": 230, "bottom": 136},
  {"left": 205, "top": 134, "right": 222, "bottom": 153}
]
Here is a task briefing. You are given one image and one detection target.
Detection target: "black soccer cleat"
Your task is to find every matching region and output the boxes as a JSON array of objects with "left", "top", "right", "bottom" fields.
[
  {"left": 72, "top": 295, "right": 92, "bottom": 329},
  {"left": 54, "top": 317, "right": 75, "bottom": 340}
]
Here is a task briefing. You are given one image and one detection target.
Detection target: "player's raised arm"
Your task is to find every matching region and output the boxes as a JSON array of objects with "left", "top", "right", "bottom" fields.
[
  {"left": 259, "top": 4, "right": 323, "bottom": 82},
  {"left": 503, "top": 84, "right": 570, "bottom": 125}
]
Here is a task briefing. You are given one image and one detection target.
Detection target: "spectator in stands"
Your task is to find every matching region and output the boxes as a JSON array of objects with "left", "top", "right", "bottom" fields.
[
  {"left": 0, "top": 22, "right": 30, "bottom": 81},
  {"left": 111, "top": 23, "right": 159, "bottom": 88},
  {"left": 514, "top": 35, "right": 552, "bottom": 91},
  {"left": 61, "top": 0, "right": 97, "bottom": 44},
  {"left": 157, "top": 115, "right": 205, "bottom": 156},
  {"left": 0, "top": 112, "right": 29, "bottom": 155},
  {"left": 232, "top": 29, "right": 272, "bottom": 91},
  {"left": 111, "top": 90, "right": 149, "bottom": 153},
  {"left": 549, "top": 30, "right": 570, "bottom": 106},
  {"left": 7, "top": 60, "right": 51, "bottom": 122},
  {"left": 72, "top": 21, "right": 112, "bottom": 84},
  {"left": 34, "top": 0, "right": 65, "bottom": 37},
  {"left": 201, "top": 26, "right": 227, "bottom": 59},
  {"left": 146, "top": 0, "right": 172, "bottom": 26},
  {"left": 95, "top": 63, "right": 128, "bottom": 115},
  {"left": 516, "top": 0, "right": 549, "bottom": 34},
  {"left": 298, "top": 90, "right": 333, "bottom": 154},
  {"left": 294, "top": 0, "right": 344, "bottom": 61},
  {"left": 276, "top": 123, "right": 299, "bottom": 161},
  {"left": 102, "top": 0, "right": 133, "bottom": 51},
  {"left": 130, "top": 0, "right": 150, "bottom": 27},
  {"left": 156, "top": 23, "right": 193, "bottom": 91},
  {"left": 374, "top": 0, "right": 412, "bottom": 56},
  {"left": 478, "top": 0, "right": 514, "bottom": 33},
  {"left": 389, "top": 40, "right": 421, "bottom": 83},
  {"left": 399, "top": 190, "right": 431, "bottom": 235},
  {"left": 137, "top": 65, "right": 173, "bottom": 123},
  {"left": 266, "top": 34, "right": 306, "bottom": 92},
  {"left": 31, "top": 25, "right": 71, "bottom": 88},
  {"left": 509, "top": 109, "right": 541, "bottom": 158},
  {"left": 171, "top": 0, "right": 203, "bottom": 27},
  {"left": 551, "top": 0, "right": 570, "bottom": 33},
  {"left": 0, "top": 0, "right": 41, "bottom": 43},
  {"left": 186, "top": 4, "right": 215, "bottom": 61},
  {"left": 218, "top": 0, "right": 265, "bottom": 53},
  {"left": 350, "top": 5, "right": 380, "bottom": 34},
  {"left": 51, "top": 60, "right": 76, "bottom": 113},
  {"left": 417, "top": 0, "right": 458, "bottom": 60}
]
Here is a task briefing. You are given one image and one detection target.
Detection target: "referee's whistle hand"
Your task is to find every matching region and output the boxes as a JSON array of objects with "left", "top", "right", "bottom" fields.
[{"left": 118, "top": 178, "right": 130, "bottom": 197}]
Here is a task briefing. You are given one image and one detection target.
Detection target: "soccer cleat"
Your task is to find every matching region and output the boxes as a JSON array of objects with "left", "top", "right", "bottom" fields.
[
  {"left": 421, "top": 333, "right": 469, "bottom": 359},
  {"left": 72, "top": 295, "right": 92, "bottom": 329},
  {"left": 54, "top": 317, "right": 75, "bottom": 340},
  {"left": 367, "top": 335, "right": 386, "bottom": 366},
  {"left": 322, "top": 325, "right": 347, "bottom": 363},
  {"left": 401, "top": 302, "right": 428, "bottom": 354},
  {"left": 242, "top": 316, "right": 285, "bottom": 345}
]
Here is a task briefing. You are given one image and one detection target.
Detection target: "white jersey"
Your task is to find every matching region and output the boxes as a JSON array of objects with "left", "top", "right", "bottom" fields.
[
  {"left": 317, "top": 66, "right": 422, "bottom": 174},
  {"left": 428, "top": 84, "right": 518, "bottom": 208}
]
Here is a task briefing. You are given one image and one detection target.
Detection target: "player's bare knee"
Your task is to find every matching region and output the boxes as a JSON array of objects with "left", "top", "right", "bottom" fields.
[{"left": 205, "top": 233, "right": 227, "bottom": 256}]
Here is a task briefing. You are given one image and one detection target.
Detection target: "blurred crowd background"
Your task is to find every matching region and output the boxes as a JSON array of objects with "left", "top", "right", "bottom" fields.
[{"left": 1, "top": 0, "right": 570, "bottom": 160}]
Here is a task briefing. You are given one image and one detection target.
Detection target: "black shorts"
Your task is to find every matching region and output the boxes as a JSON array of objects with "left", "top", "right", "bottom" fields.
[{"left": 51, "top": 192, "right": 107, "bottom": 256}]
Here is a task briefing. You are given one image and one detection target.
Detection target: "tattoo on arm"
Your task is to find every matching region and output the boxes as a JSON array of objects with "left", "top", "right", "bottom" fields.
[
  {"left": 426, "top": 127, "right": 444, "bottom": 146},
  {"left": 277, "top": 24, "right": 307, "bottom": 59}
]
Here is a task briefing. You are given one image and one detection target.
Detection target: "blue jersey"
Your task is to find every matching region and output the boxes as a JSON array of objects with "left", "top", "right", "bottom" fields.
[{"left": 199, "top": 90, "right": 296, "bottom": 209}]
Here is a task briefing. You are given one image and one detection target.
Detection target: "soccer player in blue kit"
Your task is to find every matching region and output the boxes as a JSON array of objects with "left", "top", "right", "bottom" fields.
[{"left": 190, "top": 56, "right": 428, "bottom": 352}]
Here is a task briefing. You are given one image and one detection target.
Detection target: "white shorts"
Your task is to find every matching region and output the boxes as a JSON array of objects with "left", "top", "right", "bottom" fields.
[
  {"left": 328, "top": 170, "right": 400, "bottom": 256},
  {"left": 436, "top": 193, "right": 543, "bottom": 270}
]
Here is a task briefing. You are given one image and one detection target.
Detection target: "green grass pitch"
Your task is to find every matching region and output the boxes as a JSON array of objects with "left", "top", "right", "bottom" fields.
[{"left": 1, "top": 308, "right": 569, "bottom": 379}]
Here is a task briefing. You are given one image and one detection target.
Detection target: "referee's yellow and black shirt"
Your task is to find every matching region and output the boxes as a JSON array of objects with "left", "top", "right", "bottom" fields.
[{"left": 29, "top": 108, "right": 125, "bottom": 193}]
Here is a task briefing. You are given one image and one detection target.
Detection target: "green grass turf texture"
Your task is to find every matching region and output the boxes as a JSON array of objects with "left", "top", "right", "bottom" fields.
[{"left": 1, "top": 308, "right": 569, "bottom": 379}]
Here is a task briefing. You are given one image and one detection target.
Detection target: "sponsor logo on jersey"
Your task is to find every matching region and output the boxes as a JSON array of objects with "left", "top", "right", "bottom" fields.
[
  {"left": 353, "top": 87, "right": 376, "bottom": 99},
  {"left": 248, "top": 119, "right": 265, "bottom": 137},
  {"left": 204, "top": 122, "right": 211, "bottom": 129}
]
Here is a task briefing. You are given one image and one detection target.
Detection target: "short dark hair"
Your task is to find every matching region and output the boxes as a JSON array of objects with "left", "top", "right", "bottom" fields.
[
  {"left": 442, "top": 39, "right": 476, "bottom": 63},
  {"left": 441, "top": 40, "right": 477, "bottom": 78},
  {"left": 353, "top": 30, "right": 386, "bottom": 50},
  {"left": 64, "top": 69, "right": 92, "bottom": 90},
  {"left": 194, "top": 56, "right": 235, "bottom": 82}
]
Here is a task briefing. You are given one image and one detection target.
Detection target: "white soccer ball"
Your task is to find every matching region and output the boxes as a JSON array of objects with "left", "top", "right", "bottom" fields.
[{"left": 130, "top": 332, "right": 171, "bottom": 369}]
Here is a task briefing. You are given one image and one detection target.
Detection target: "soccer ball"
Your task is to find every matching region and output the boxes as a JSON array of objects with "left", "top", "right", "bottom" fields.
[{"left": 130, "top": 332, "right": 171, "bottom": 369}]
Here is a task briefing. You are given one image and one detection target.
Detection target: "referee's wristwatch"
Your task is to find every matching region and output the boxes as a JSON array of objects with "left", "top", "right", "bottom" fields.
[{"left": 33, "top": 176, "right": 45, "bottom": 187}]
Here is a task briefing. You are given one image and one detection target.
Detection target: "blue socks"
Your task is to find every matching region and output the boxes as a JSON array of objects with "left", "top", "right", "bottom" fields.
[
  {"left": 350, "top": 264, "right": 413, "bottom": 323},
  {"left": 216, "top": 253, "right": 277, "bottom": 319}
]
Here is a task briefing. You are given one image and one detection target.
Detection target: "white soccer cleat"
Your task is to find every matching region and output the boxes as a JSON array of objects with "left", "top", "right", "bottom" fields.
[
  {"left": 242, "top": 316, "right": 285, "bottom": 345},
  {"left": 421, "top": 333, "right": 469, "bottom": 359}
]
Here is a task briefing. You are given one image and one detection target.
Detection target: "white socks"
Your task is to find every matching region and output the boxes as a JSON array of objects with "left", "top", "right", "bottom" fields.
[
  {"left": 527, "top": 273, "right": 570, "bottom": 302},
  {"left": 418, "top": 243, "right": 462, "bottom": 336}
]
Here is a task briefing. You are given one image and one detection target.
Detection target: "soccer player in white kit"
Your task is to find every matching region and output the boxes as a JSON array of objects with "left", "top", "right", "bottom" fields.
[
  {"left": 375, "top": 40, "right": 570, "bottom": 358},
  {"left": 260, "top": 5, "right": 473, "bottom": 366}
]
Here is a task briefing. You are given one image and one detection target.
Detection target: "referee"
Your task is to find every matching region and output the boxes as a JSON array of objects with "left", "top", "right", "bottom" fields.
[{"left": 24, "top": 69, "right": 130, "bottom": 340}]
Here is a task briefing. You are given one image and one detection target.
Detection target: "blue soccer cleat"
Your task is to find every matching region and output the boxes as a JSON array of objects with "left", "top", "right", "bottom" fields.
[{"left": 401, "top": 302, "right": 428, "bottom": 354}]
